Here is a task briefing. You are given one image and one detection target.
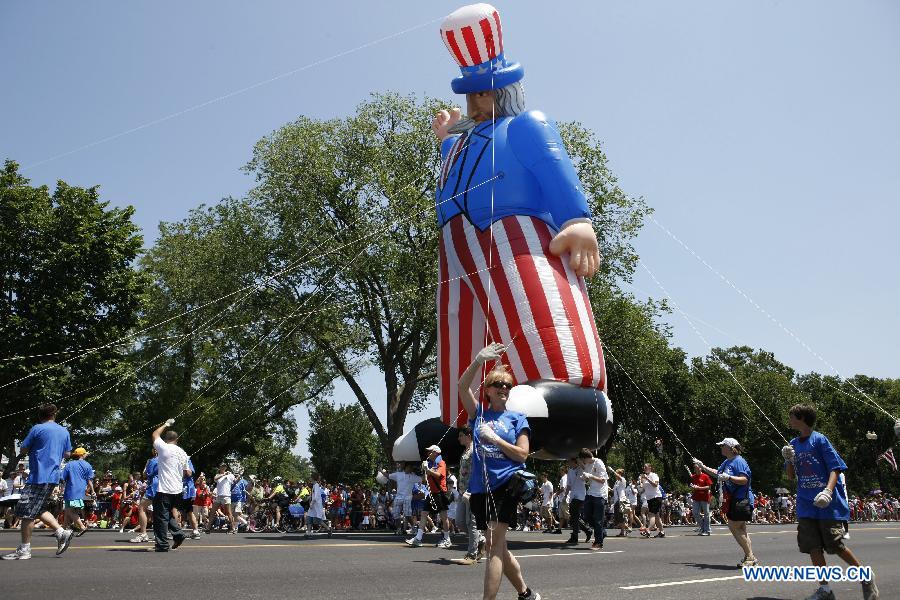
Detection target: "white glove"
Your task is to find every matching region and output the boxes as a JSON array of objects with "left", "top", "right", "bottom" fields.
[
  {"left": 718, "top": 472, "right": 731, "bottom": 482},
  {"left": 813, "top": 488, "right": 833, "bottom": 508},
  {"left": 164, "top": 418, "right": 175, "bottom": 427},
  {"left": 782, "top": 445, "right": 795, "bottom": 462},
  {"left": 421, "top": 461, "right": 429, "bottom": 474},
  {"left": 478, "top": 423, "right": 501, "bottom": 445},
  {"left": 894, "top": 420, "right": 900, "bottom": 438},
  {"left": 475, "top": 343, "right": 506, "bottom": 364}
]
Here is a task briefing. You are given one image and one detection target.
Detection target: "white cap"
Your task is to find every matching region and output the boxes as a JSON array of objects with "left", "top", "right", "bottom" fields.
[
  {"left": 114, "top": 486, "right": 122, "bottom": 491},
  {"left": 716, "top": 437, "right": 741, "bottom": 449},
  {"left": 425, "top": 445, "right": 441, "bottom": 454}
]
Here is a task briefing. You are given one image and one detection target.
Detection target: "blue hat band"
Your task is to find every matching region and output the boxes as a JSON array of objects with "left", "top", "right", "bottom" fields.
[{"left": 451, "top": 52, "right": 524, "bottom": 94}]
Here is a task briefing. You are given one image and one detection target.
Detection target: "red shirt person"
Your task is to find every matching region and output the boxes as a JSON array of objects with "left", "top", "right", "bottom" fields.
[{"left": 689, "top": 464, "right": 714, "bottom": 535}]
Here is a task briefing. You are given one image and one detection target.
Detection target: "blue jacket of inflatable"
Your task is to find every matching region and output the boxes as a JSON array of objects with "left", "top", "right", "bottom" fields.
[{"left": 436, "top": 110, "right": 591, "bottom": 231}]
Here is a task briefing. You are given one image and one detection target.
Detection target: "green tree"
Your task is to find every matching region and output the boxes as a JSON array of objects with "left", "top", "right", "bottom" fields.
[
  {"left": 245, "top": 93, "right": 651, "bottom": 459},
  {"left": 102, "top": 197, "right": 334, "bottom": 472},
  {"left": 0, "top": 160, "right": 145, "bottom": 477},
  {"left": 307, "top": 401, "right": 383, "bottom": 486}
]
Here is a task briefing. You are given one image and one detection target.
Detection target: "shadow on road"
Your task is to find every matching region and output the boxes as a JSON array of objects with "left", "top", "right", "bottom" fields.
[{"left": 672, "top": 561, "right": 742, "bottom": 571}]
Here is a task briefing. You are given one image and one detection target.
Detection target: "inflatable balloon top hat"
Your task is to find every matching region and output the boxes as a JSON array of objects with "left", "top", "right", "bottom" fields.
[{"left": 441, "top": 3, "right": 523, "bottom": 94}]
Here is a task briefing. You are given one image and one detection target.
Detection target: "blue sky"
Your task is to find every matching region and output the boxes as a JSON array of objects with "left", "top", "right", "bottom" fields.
[{"left": 3, "top": 1, "right": 898, "bottom": 456}]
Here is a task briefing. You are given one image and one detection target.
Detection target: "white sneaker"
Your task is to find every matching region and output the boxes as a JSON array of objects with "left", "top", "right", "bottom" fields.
[
  {"left": 129, "top": 534, "right": 148, "bottom": 543},
  {"left": 1, "top": 547, "right": 31, "bottom": 560},
  {"left": 435, "top": 538, "right": 452, "bottom": 549},
  {"left": 56, "top": 529, "right": 74, "bottom": 556},
  {"left": 405, "top": 537, "right": 422, "bottom": 547}
]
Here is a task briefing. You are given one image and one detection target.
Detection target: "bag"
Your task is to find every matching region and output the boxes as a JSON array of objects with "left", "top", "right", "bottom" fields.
[
  {"left": 507, "top": 471, "right": 538, "bottom": 504},
  {"left": 728, "top": 498, "right": 754, "bottom": 522}
]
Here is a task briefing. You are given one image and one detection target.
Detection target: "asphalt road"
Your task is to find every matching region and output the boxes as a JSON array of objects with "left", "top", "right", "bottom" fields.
[{"left": 2, "top": 523, "right": 898, "bottom": 599}]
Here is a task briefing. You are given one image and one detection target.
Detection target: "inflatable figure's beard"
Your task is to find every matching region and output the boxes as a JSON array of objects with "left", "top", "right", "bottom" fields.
[{"left": 446, "top": 81, "right": 526, "bottom": 135}]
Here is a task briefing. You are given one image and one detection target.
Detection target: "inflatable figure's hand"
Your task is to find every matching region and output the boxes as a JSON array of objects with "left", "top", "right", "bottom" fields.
[
  {"left": 432, "top": 108, "right": 462, "bottom": 141},
  {"left": 549, "top": 220, "right": 601, "bottom": 278}
]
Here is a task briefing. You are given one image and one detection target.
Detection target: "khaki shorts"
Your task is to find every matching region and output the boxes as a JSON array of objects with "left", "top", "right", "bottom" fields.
[
  {"left": 560, "top": 500, "right": 570, "bottom": 521},
  {"left": 233, "top": 502, "right": 244, "bottom": 514},
  {"left": 540, "top": 505, "right": 553, "bottom": 520},
  {"left": 193, "top": 506, "right": 209, "bottom": 518},
  {"left": 797, "top": 518, "right": 846, "bottom": 554},
  {"left": 214, "top": 497, "right": 232, "bottom": 506}
]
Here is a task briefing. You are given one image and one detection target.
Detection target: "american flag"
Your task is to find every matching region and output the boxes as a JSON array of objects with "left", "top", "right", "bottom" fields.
[{"left": 877, "top": 448, "right": 897, "bottom": 471}]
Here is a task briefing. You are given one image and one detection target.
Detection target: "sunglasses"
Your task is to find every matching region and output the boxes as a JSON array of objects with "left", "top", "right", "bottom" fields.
[{"left": 489, "top": 381, "right": 512, "bottom": 390}]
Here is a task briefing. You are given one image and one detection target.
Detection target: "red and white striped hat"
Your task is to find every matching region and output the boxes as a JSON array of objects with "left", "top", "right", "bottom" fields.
[{"left": 440, "top": 3, "right": 524, "bottom": 94}]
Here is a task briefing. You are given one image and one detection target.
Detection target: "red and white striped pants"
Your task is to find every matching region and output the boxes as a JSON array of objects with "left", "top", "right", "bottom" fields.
[{"left": 438, "top": 214, "right": 607, "bottom": 426}]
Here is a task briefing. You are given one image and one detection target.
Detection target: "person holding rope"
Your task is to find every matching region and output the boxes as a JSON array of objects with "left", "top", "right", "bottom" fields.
[
  {"left": 459, "top": 343, "right": 541, "bottom": 600},
  {"left": 689, "top": 461, "right": 714, "bottom": 536},
  {"left": 129, "top": 451, "right": 157, "bottom": 543},
  {"left": 2, "top": 404, "right": 75, "bottom": 560},
  {"left": 694, "top": 438, "right": 759, "bottom": 567},
  {"left": 639, "top": 463, "right": 665, "bottom": 538},
  {"left": 62, "top": 447, "right": 95, "bottom": 537},
  {"left": 578, "top": 448, "right": 608, "bottom": 550},
  {"left": 150, "top": 419, "right": 189, "bottom": 552},
  {"left": 784, "top": 404, "right": 879, "bottom": 600}
]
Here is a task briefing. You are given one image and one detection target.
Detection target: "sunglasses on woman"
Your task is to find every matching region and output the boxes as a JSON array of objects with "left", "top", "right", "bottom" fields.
[{"left": 489, "top": 381, "right": 513, "bottom": 390}]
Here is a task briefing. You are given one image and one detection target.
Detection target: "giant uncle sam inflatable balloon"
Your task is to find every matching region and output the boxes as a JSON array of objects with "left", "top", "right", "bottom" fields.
[{"left": 393, "top": 3, "right": 613, "bottom": 463}]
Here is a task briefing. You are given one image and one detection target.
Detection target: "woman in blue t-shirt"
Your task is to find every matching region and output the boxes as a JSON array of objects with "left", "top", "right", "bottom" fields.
[
  {"left": 459, "top": 343, "right": 539, "bottom": 600},
  {"left": 694, "top": 437, "right": 759, "bottom": 568}
]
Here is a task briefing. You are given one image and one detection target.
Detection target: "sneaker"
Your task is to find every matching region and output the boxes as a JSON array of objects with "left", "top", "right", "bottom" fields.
[
  {"left": 171, "top": 535, "right": 185, "bottom": 550},
  {"left": 1, "top": 547, "right": 31, "bottom": 560},
  {"left": 862, "top": 579, "right": 879, "bottom": 600},
  {"left": 639, "top": 528, "right": 650, "bottom": 538},
  {"left": 655, "top": 531, "right": 665, "bottom": 538},
  {"left": 457, "top": 552, "right": 478, "bottom": 565},
  {"left": 435, "top": 538, "right": 452, "bottom": 549},
  {"left": 56, "top": 529, "right": 74, "bottom": 556},
  {"left": 129, "top": 534, "right": 148, "bottom": 543},
  {"left": 564, "top": 536, "right": 579, "bottom": 545},
  {"left": 228, "top": 530, "right": 236, "bottom": 535},
  {"left": 804, "top": 587, "right": 836, "bottom": 600},
  {"left": 518, "top": 589, "right": 542, "bottom": 600},
  {"left": 590, "top": 542, "right": 603, "bottom": 550},
  {"left": 476, "top": 537, "right": 486, "bottom": 560},
  {"left": 584, "top": 530, "right": 592, "bottom": 543},
  {"left": 190, "top": 531, "right": 201, "bottom": 540},
  {"left": 739, "top": 557, "right": 759, "bottom": 568},
  {"left": 405, "top": 537, "right": 422, "bottom": 547},
  {"left": 75, "top": 527, "right": 88, "bottom": 538}
]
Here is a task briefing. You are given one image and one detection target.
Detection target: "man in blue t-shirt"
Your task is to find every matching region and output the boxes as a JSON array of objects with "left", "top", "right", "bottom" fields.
[
  {"left": 231, "top": 473, "right": 249, "bottom": 532},
  {"left": 784, "top": 404, "right": 879, "bottom": 600},
  {"left": 2, "top": 404, "right": 75, "bottom": 560},
  {"left": 179, "top": 458, "right": 200, "bottom": 538},
  {"left": 62, "top": 447, "right": 95, "bottom": 537},
  {"left": 129, "top": 452, "right": 158, "bottom": 543}
]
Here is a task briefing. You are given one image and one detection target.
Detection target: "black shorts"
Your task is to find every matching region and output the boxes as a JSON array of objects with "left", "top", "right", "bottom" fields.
[
  {"left": 179, "top": 497, "right": 194, "bottom": 514},
  {"left": 470, "top": 481, "right": 518, "bottom": 530},
  {"left": 647, "top": 497, "right": 662, "bottom": 514},
  {"left": 727, "top": 498, "right": 753, "bottom": 522},
  {"left": 428, "top": 490, "right": 451, "bottom": 512}
]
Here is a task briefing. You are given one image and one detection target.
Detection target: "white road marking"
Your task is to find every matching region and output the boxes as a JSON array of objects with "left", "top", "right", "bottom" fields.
[{"left": 620, "top": 575, "right": 744, "bottom": 590}]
